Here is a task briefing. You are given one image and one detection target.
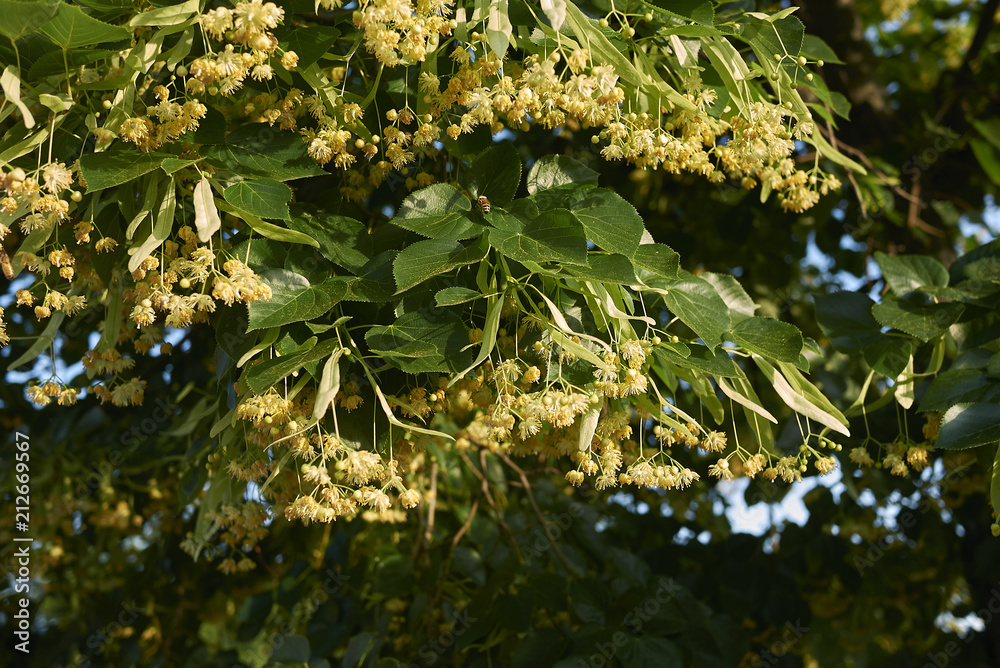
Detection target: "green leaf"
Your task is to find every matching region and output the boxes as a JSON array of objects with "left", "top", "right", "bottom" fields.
[
  {"left": 223, "top": 178, "right": 292, "bottom": 220},
  {"left": 96, "top": 274, "right": 123, "bottom": 353},
  {"left": 39, "top": 1, "right": 129, "bottom": 47},
  {"left": 27, "top": 47, "right": 114, "bottom": 79},
  {"left": 435, "top": 287, "right": 482, "bottom": 306},
  {"left": 661, "top": 272, "right": 731, "bottom": 346},
  {"left": 563, "top": 254, "right": 637, "bottom": 284},
  {"left": 347, "top": 251, "right": 397, "bottom": 302},
  {"left": 286, "top": 207, "right": 372, "bottom": 273},
  {"left": 800, "top": 34, "right": 843, "bottom": 64},
  {"left": 161, "top": 157, "right": 198, "bottom": 174},
  {"left": 79, "top": 149, "right": 170, "bottom": 191},
  {"left": 988, "top": 352, "right": 1000, "bottom": 379},
  {"left": 872, "top": 300, "right": 964, "bottom": 342},
  {"left": 526, "top": 155, "right": 598, "bottom": 193},
  {"left": 973, "top": 118, "right": 1000, "bottom": 151},
  {"left": 365, "top": 310, "right": 473, "bottom": 373},
  {"left": 270, "top": 636, "right": 311, "bottom": 663},
  {"left": 655, "top": 343, "right": 741, "bottom": 378},
  {"left": 863, "top": 339, "right": 914, "bottom": 378},
  {"left": 971, "top": 138, "right": 1000, "bottom": 186},
  {"left": 571, "top": 189, "right": 644, "bottom": 256},
  {"left": 394, "top": 183, "right": 481, "bottom": 240},
  {"left": 701, "top": 272, "right": 756, "bottom": 324},
  {"left": 920, "top": 368, "right": 1000, "bottom": 413},
  {"left": 393, "top": 238, "right": 488, "bottom": 292},
  {"left": 937, "top": 404, "right": 1000, "bottom": 450},
  {"left": 0, "top": 0, "right": 60, "bottom": 40},
  {"left": 741, "top": 13, "right": 804, "bottom": 58},
  {"left": 800, "top": 74, "right": 852, "bottom": 121},
  {"left": 7, "top": 312, "right": 65, "bottom": 372},
  {"left": 272, "top": 24, "right": 340, "bottom": 69},
  {"left": 215, "top": 199, "right": 319, "bottom": 248},
  {"left": 462, "top": 142, "right": 521, "bottom": 207},
  {"left": 451, "top": 293, "right": 503, "bottom": 385},
  {"left": 201, "top": 125, "right": 327, "bottom": 181},
  {"left": 247, "top": 270, "right": 348, "bottom": 330},
  {"left": 489, "top": 209, "right": 588, "bottom": 266},
  {"left": 245, "top": 337, "right": 340, "bottom": 395},
  {"left": 632, "top": 243, "right": 680, "bottom": 281},
  {"left": 621, "top": 637, "right": 684, "bottom": 668},
  {"left": 128, "top": 0, "right": 198, "bottom": 26},
  {"left": 642, "top": 0, "right": 713, "bottom": 24},
  {"left": 874, "top": 251, "right": 950, "bottom": 296},
  {"left": 814, "top": 292, "right": 883, "bottom": 354},
  {"left": 730, "top": 317, "right": 803, "bottom": 363},
  {"left": 128, "top": 179, "right": 175, "bottom": 272}
]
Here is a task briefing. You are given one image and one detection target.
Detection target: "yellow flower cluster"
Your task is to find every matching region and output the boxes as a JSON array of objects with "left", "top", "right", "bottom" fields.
[
  {"left": 24, "top": 379, "right": 80, "bottom": 407},
  {"left": 193, "top": 0, "right": 293, "bottom": 96},
  {"left": 123, "top": 230, "right": 269, "bottom": 333},
  {"left": 351, "top": 0, "right": 457, "bottom": 66},
  {"left": 1, "top": 164, "right": 75, "bottom": 236},
  {"left": 118, "top": 90, "right": 207, "bottom": 152}
]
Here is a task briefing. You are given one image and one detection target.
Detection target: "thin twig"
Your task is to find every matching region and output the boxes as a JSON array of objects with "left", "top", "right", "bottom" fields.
[
  {"left": 450, "top": 496, "right": 480, "bottom": 551},
  {"left": 496, "top": 451, "right": 583, "bottom": 578},
  {"left": 423, "top": 461, "right": 438, "bottom": 554},
  {"left": 458, "top": 451, "right": 519, "bottom": 550},
  {"left": 904, "top": 178, "right": 945, "bottom": 237}
]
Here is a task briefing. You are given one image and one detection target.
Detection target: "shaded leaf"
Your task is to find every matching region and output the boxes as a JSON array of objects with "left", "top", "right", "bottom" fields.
[
  {"left": 79, "top": 149, "right": 170, "bottom": 191},
  {"left": 394, "top": 183, "right": 481, "bottom": 240},
  {"left": 872, "top": 299, "right": 964, "bottom": 342},
  {"left": 489, "top": 209, "right": 588, "bottom": 266},
  {"left": 571, "top": 189, "right": 644, "bottom": 256},
  {"left": 462, "top": 142, "right": 521, "bottom": 206},
  {"left": 661, "top": 271, "right": 731, "bottom": 346},
  {"left": 814, "top": 292, "right": 882, "bottom": 353},
  {"left": 287, "top": 207, "right": 372, "bottom": 273},
  {"left": 874, "top": 251, "right": 949, "bottom": 296},
  {"left": 632, "top": 243, "right": 680, "bottom": 281},
  {"left": 245, "top": 337, "right": 339, "bottom": 395},
  {"left": 40, "top": 2, "right": 129, "bottom": 47},
  {"left": 920, "top": 368, "right": 1000, "bottom": 413},
  {"left": 201, "top": 125, "right": 326, "bottom": 180},
  {"left": 435, "top": 287, "right": 482, "bottom": 306},
  {"left": 938, "top": 404, "right": 1000, "bottom": 450}
]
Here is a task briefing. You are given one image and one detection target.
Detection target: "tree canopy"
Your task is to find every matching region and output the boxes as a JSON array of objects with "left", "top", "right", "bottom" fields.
[{"left": 1, "top": 0, "right": 1000, "bottom": 666}]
